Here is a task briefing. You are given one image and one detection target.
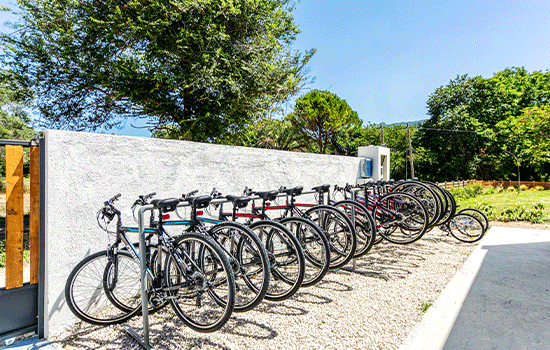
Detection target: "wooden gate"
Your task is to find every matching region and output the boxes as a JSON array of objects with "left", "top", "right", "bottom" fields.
[{"left": 0, "top": 138, "right": 43, "bottom": 341}]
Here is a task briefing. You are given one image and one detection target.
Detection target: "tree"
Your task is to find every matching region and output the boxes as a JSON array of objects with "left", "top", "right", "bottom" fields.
[
  {"left": 0, "top": 69, "right": 38, "bottom": 175},
  {"left": 1, "top": 0, "right": 314, "bottom": 141},
  {"left": 415, "top": 67, "right": 550, "bottom": 181},
  {"left": 287, "top": 90, "right": 362, "bottom": 154}
]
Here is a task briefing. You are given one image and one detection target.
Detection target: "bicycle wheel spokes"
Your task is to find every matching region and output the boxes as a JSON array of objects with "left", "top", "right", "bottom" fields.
[
  {"left": 279, "top": 217, "right": 330, "bottom": 287},
  {"left": 249, "top": 221, "right": 305, "bottom": 301},
  {"left": 332, "top": 200, "right": 376, "bottom": 258},
  {"left": 210, "top": 222, "right": 270, "bottom": 312},
  {"left": 65, "top": 250, "right": 142, "bottom": 325},
  {"left": 304, "top": 205, "right": 356, "bottom": 269},
  {"left": 449, "top": 213, "right": 485, "bottom": 243},
  {"left": 375, "top": 192, "right": 428, "bottom": 244},
  {"left": 166, "top": 233, "right": 235, "bottom": 333}
]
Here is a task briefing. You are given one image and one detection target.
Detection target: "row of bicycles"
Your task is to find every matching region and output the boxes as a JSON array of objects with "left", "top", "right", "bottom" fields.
[{"left": 64, "top": 179, "right": 488, "bottom": 334}]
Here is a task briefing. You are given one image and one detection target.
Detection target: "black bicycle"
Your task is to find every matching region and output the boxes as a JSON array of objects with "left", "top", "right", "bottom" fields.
[{"left": 65, "top": 194, "right": 236, "bottom": 333}]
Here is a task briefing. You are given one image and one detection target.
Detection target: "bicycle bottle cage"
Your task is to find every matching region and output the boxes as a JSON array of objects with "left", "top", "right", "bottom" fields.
[
  {"left": 184, "top": 195, "right": 212, "bottom": 209},
  {"left": 312, "top": 184, "right": 330, "bottom": 193},
  {"left": 226, "top": 195, "right": 250, "bottom": 209},
  {"left": 151, "top": 198, "right": 180, "bottom": 213},
  {"left": 255, "top": 190, "right": 278, "bottom": 201},
  {"left": 281, "top": 186, "right": 303, "bottom": 196}
]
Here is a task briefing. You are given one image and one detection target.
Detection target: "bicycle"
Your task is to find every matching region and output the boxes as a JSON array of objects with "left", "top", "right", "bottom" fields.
[{"left": 65, "top": 194, "right": 236, "bottom": 332}]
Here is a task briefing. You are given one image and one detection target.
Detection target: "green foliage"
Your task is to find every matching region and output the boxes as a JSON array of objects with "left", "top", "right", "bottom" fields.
[
  {"left": 448, "top": 184, "right": 489, "bottom": 200},
  {"left": 418, "top": 301, "right": 432, "bottom": 313},
  {"left": 519, "top": 184, "right": 529, "bottom": 191},
  {"left": 532, "top": 186, "right": 545, "bottom": 191},
  {"left": 497, "top": 204, "right": 546, "bottom": 223},
  {"left": 287, "top": 90, "right": 362, "bottom": 154},
  {"left": 2, "top": 0, "right": 314, "bottom": 142},
  {"left": 0, "top": 69, "right": 39, "bottom": 176},
  {"left": 415, "top": 68, "right": 550, "bottom": 181}
]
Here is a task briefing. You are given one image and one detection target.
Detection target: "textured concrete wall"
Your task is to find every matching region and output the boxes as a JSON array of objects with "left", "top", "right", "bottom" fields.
[{"left": 43, "top": 129, "right": 362, "bottom": 336}]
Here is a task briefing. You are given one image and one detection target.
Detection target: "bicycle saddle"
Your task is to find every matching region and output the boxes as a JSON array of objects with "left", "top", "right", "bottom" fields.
[
  {"left": 312, "top": 184, "right": 330, "bottom": 193},
  {"left": 255, "top": 190, "right": 278, "bottom": 201},
  {"left": 151, "top": 198, "right": 180, "bottom": 213},
  {"left": 281, "top": 186, "right": 303, "bottom": 196},
  {"left": 184, "top": 195, "right": 212, "bottom": 209},
  {"left": 225, "top": 195, "right": 250, "bottom": 209}
]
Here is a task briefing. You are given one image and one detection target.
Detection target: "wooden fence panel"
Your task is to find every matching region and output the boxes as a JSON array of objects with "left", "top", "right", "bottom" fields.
[{"left": 5, "top": 145, "right": 24, "bottom": 289}]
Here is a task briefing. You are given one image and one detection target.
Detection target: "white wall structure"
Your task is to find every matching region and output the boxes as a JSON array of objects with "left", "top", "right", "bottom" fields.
[
  {"left": 357, "top": 145, "right": 391, "bottom": 185},
  {"left": 42, "top": 129, "right": 364, "bottom": 336}
]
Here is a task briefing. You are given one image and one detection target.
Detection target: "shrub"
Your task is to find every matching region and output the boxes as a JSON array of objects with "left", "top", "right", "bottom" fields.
[
  {"left": 496, "top": 203, "right": 546, "bottom": 223},
  {"left": 532, "top": 186, "right": 545, "bottom": 191},
  {"left": 472, "top": 201, "right": 497, "bottom": 220},
  {"left": 519, "top": 184, "right": 529, "bottom": 191},
  {"left": 506, "top": 186, "right": 516, "bottom": 192},
  {"left": 495, "top": 186, "right": 504, "bottom": 193}
]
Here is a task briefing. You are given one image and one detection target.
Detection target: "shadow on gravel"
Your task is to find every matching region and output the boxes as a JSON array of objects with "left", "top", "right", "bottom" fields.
[
  {"left": 254, "top": 301, "right": 308, "bottom": 316},
  {"left": 220, "top": 317, "right": 278, "bottom": 340},
  {"left": 53, "top": 323, "right": 123, "bottom": 349},
  {"left": 292, "top": 290, "right": 333, "bottom": 305},
  {"left": 315, "top": 278, "right": 353, "bottom": 292}
]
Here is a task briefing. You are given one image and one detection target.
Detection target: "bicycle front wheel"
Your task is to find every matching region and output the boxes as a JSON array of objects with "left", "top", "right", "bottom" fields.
[
  {"left": 165, "top": 232, "right": 235, "bottom": 333},
  {"left": 332, "top": 200, "right": 376, "bottom": 258},
  {"left": 65, "top": 250, "right": 142, "bottom": 326}
]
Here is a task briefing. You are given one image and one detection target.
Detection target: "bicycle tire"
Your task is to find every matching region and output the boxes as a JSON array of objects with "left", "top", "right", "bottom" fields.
[
  {"left": 248, "top": 220, "right": 305, "bottom": 301},
  {"left": 65, "top": 250, "right": 142, "bottom": 325},
  {"left": 165, "top": 232, "right": 235, "bottom": 333},
  {"left": 278, "top": 216, "right": 330, "bottom": 287},
  {"left": 332, "top": 200, "right": 377, "bottom": 258},
  {"left": 448, "top": 213, "right": 485, "bottom": 243},
  {"left": 208, "top": 221, "right": 270, "bottom": 312},
  {"left": 457, "top": 208, "right": 489, "bottom": 233},
  {"left": 304, "top": 205, "right": 357, "bottom": 269},
  {"left": 373, "top": 192, "right": 429, "bottom": 244}
]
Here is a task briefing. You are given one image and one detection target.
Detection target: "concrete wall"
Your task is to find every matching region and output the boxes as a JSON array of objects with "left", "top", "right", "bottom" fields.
[{"left": 42, "top": 129, "right": 362, "bottom": 336}]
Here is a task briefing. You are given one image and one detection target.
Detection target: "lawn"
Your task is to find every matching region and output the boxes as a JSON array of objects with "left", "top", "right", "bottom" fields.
[{"left": 457, "top": 190, "right": 550, "bottom": 216}]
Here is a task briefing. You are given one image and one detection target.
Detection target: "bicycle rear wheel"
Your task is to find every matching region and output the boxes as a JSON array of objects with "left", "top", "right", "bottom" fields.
[
  {"left": 304, "top": 205, "right": 357, "bottom": 269},
  {"left": 278, "top": 217, "right": 330, "bottom": 287},
  {"left": 449, "top": 213, "right": 485, "bottom": 243},
  {"left": 332, "top": 200, "right": 376, "bottom": 258},
  {"left": 65, "top": 250, "right": 142, "bottom": 325},
  {"left": 249, "top": 220, "right": 305, "bottom": 301},
  {"left": 165, "top": 232, "right": 235, "bottom": 333},
  {"left": 374, "top": 192, "right": 429, "bottom": 244}
]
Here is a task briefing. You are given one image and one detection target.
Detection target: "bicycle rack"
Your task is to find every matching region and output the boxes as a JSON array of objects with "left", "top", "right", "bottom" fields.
[{"left": 129, "top": 188, "right": 388, "bottom": 348}]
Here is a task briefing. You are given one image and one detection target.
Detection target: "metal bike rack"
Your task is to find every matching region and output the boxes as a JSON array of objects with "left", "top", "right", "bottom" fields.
[{"left": 126, "top": 188, "right": 388, "bottom": 349}]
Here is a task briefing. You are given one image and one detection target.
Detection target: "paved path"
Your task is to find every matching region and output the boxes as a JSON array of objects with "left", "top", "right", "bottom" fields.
[{"left": 399, "top": 226, "right": 550, "bottom": 350}]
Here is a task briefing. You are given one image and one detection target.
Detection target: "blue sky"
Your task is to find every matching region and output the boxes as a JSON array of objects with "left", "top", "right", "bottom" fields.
[{"left": 2, "top": 0, "right": 550, "bottom": 137}]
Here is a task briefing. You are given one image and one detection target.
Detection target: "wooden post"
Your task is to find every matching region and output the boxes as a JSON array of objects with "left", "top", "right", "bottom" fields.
[
  {"left": 30, "top": 146, "right": 40, "bottom": 284},
  {"left": 5, "top": 145, "right": 24, "bottom": 289},
  {"left": 407, "top": 123, "right": 415, "bottom": 178}
]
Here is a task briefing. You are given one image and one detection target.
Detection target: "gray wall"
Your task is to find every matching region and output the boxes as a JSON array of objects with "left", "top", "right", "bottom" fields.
[{"left": 43, "top": 129, "right": 362, "bottom": 336}]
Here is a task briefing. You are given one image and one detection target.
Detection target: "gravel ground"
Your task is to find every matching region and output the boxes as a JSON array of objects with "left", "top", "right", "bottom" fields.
[{"left": 51, "top": 228, "right": 478, "bottom": 350}]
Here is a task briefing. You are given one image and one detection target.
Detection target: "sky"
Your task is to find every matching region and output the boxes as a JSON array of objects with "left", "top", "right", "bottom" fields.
[{"left": 2, "top": 0, "right": 550, "bottom": 137}]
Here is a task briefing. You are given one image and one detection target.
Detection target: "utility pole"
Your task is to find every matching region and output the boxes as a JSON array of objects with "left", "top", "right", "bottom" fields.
[
  {"left": 380, "top": 124, "right": 384, "bottom": 145},
  {"left": 407, "top": 123, "right": 415, "bottom": 178}
]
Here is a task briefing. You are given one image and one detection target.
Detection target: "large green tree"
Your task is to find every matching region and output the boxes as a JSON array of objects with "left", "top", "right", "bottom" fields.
[
  {"left": 287, "top": 90, "right": 362, "bottom": 154},
  {"left": 1, "top": 0, "right": 313, "bottom": 141},
  {"left": 415, "top": 67, "right": 550, "bottom": 181}
]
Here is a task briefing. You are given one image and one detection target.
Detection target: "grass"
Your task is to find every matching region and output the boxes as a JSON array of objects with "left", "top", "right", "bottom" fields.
[
  {"left": 455, "top": 188, "right": 550, "bottom": 223},
  {"left": 457, "top": 191, "right": 550, "bottom": 216}
]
